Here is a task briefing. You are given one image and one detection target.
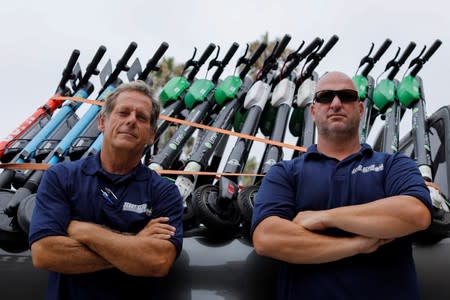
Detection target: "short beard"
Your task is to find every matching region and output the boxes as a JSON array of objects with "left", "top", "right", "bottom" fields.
[{"left": 317, "top": 118, "right": 360, "bottom": 142}]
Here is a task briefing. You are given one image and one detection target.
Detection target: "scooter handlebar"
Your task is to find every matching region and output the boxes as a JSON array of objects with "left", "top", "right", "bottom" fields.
[
  {"left": 76, "top": 45, "right": 107, "bottom": 90},
  {"left": 373, "top": 38, "right": 392, "bottom": 62},
  {"left": 397, "top": 41, "right": 416, "bottom": 66},
  {"left": 272, "top": 34, "right": 291, "bottom": 59},
  {"left": 422, "top": 39, "right": 442, "bottom": 62},
  {"left": 282, "top": 37, "right": 322, "bottom": 78},
  {"left": 249, "top": 43, "right": 267, "bottom": 66},
  {"left": 85, "top": 45, "right": 107, "bottom": 77},
  {"left": 387, "top": 41, "right": 416, "bottom": 80},
  {"left": 57, "top": 49, "right": 80, "bottom": 91},
  {"left": 98, "top": 42, "right": 138, "bottom": 95},
  {"left": 318, "top": 34, "right": 339, "bottom": 57},
  {"left": 222, "top": 42, "right": 239, "bottom": 66},
  {"left": 239, "top": 43, "right": 267, "bottom": 79},
  {"left": 410, "top": 39, "right": 442, "bottom": 77},
  {"left": 361, "top": 39, "right": 392, "bottom": 77},
  {"left": 117, "top": 42, "right": 138, "bottom": 70},
  {"left": 198, "top": 43, "right": 217, "bottom": 66},
  {"left": 139, "top": 42, "right": 169, "bottom": 80},
  {"left": 304, "top": 35, "right": 339, "bottom": 77},
  {"left": 299, "top": 37, "right": 323, "bottom": 58}
]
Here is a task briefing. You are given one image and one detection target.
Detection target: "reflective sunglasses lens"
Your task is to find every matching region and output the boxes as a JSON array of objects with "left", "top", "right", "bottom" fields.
[
  {"left": 337, "top": 90, "right": 358, "bottom": 103},
  {"left": 314, "top": 90, "right": 358, "bottom": 103},
  {"left": 315, "top": 91, "right": 334, "bottom": 103}
]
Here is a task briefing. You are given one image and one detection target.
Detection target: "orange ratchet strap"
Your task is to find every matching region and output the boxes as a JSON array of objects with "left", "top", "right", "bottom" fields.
[
  {"left": 52, "top": 96, "right": 307, "bottom": 153},
  {"left": 0, "top": 96, "right": 307, "bottom": 177}
]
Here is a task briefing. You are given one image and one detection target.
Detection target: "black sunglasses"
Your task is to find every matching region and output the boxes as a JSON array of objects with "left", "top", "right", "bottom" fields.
[{"left": 314, "top": 89, "right": 359, "bottom": 104}]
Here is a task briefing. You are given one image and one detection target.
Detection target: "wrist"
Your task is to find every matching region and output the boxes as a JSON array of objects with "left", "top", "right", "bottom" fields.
[
  {"left": 325, "top": 208, "right": 338, "bottom": 228},
  {"left": 69, "top": 221, "right": 99, "bottom": 243}
]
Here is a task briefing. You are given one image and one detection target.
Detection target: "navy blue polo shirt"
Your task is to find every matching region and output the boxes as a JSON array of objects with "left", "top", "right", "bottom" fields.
[
  {"left": 251, "top": 143, "right": 432, "bottom": 300},
  {"left": 29, "top": 153, "right": 183, "bottom": 300}
]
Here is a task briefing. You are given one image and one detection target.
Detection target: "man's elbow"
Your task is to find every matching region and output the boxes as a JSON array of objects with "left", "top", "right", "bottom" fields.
[
  {"left": 149, "top": 255, "right": 173, "bottom": 277},
  {"left": 411, "top": 201, "right": 432, "bottom": 231},
  {"left": 30, "top": 242, "right": 49, "bottom": 270},
  {"left": 133, "top": 253, "right": 174, "bottom": 277},
  {"left": 416, "top": 209, "right": 432, "bottom": 231},
  {"left": 252, "top": 229, "right": 272, "bottom": 258}
]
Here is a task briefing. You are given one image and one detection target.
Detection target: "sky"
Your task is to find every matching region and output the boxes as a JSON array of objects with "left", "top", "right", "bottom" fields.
[{"left": 0, "top": 0, "right": 449, "bottom": 159}]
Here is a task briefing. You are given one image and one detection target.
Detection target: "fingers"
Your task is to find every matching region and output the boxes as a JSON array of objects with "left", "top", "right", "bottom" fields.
[
  {"left": 137, "top": 216, "right": 176, "bottom": 238},
  {"left": 67, "top": 220, "right": 85, "bottom": 237},
  {"left": 148, "top": 216, "right": 170, "bottom": 225},
  {"left": 355, "top": 236, "right": 395, "bottom": 254},
  {"left": 293, "top": 211, "right": 328, "bottom": 231},
  {"left": 377, "top": 238, "right": 395, "bottom": 247},
  {"left": 151, "top": 233, "right": 174, "bottom": 240}
]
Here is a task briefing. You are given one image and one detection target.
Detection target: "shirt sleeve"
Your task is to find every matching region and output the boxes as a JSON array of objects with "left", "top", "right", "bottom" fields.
[
  {"left": 29, "top": 164, "right": 72, "bottom": 245},
  {"left": 384, "top": 153, "right": 433, "bottom": 212},
  {"left": 250, "top": 160, "right": 298, "bottom": 237},
  {"left": 152, "top": 177, "right": 184, "bottom": 256}
]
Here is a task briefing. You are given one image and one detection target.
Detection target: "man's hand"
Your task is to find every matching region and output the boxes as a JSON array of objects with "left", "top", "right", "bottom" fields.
[
  {"left": 293, "top": 211, "right": 395, "bottom": 254},
  {"left": 67, "top": 220, "right": 91, "bottom": 240},
  {"left": 293, "top": 210, "right": 329, "bottom": 231},
  {"left": 352, "top": 235, "right": 394, "bottom": 254},
  {"left": 137, "top": 217, "right": 176, "bottom": 240}
]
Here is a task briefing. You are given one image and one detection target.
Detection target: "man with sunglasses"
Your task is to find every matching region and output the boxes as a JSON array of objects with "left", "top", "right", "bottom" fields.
[{"left": 251, "top": 71, "right": 432, "bottom": 299}]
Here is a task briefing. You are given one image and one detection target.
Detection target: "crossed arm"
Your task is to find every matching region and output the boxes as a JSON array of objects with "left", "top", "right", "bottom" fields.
[
  {"left": 252, "top": 195, "right": 431, "bottom": 264},
  {"left": 31, "top": 217, "right": 177, "bottom": 277}
]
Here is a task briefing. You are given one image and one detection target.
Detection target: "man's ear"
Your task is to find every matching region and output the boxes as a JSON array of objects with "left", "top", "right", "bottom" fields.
[
  {"left": 358, "top": 101, "right": 364, "bottom": 118},
  {"left": 98, "top": 113, "right": 105, "bottom": 132},
  {"left": 310, "top": 103, "right": 317, "bottom": 120}
]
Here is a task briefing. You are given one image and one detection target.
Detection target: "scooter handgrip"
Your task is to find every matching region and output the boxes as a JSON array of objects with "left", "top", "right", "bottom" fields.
[
  {"left": 373, "top": 38, "right": 392, "bottom": 62},
  {"left": 318, "top": 34, "right": 339, "bottom": 57},
  {"left": 198, "top": 43, "right": 216, "bottom": 66},
  {"left": 397, "top": 41, "right": 416, "bottom": 66},
  {"left": 222, "top": 42, "right": 239, "bottom": 65},
  {"left": 273, "top": 34, "right": 291, "bottom": 58},
  {"left": 422, "top": 39, "right": 442, "bottom": 62}
]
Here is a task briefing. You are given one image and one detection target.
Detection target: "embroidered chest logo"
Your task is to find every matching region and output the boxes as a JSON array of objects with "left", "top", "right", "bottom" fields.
[
  {"left": 122, "top": 202, "right": 153, "bottom": 216},
  {"left": 351, "top": 163, "right": 384, "bottom": 174}
]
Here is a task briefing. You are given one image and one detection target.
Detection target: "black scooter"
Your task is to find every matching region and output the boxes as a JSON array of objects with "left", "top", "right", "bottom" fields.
[{"left": 191, "top": 35, "right": 292, "bottom": 234}]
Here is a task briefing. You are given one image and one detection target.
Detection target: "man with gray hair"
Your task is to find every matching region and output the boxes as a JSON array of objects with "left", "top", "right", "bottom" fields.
[{"left": 29, "top": 80, "right": 183, "bottom": 299}]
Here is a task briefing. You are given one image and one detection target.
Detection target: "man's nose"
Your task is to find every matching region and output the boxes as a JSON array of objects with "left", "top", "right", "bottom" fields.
[
  {"left": 126, "top": 112, "right": 137, "bottom": 125},
  {"left": 329, "top": 95, "right": 343, "bottom": 108}
]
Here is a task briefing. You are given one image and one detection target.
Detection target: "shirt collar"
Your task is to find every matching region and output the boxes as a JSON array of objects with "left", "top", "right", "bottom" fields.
[
  {"left": 81, "top": 152, "right": 150, "bottom": 183},
  {"left": 304, "top": 143, "right": 373, "bottom": 161}
]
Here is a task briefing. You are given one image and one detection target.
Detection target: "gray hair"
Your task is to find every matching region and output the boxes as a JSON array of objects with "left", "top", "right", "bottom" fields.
[{"left": 101, "top": 80, "right": 160, "bottom": 131}]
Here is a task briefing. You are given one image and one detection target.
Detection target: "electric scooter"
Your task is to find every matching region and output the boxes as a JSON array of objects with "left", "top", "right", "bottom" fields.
[
  {"left": 67, "top": 42, "right": 169, "bottom": 160},
  {"left": 239, "top": 36, "right": 339, "bottom": 225},
  {"left": 0, "top": 50, "right": 81, "bottom": 162},
  {"left": 142, "top": 43, "right": 217, "bottom": 163},
  {"left": 148, "top": 43, "right": 239, "bottom": 171},
  {"left": 191, "top": 34, "right": 292, "bottom": 234},
  {"left": 396, "top": 39, "right": 450, "bottom": 238},
  {"left": 352, "top": 39, "right": 392, "bottom": 143},
  {"left": 372, "top": 41, "right": 416, "bottom": 153},
  {"left": 0, "top": 43, "right": 138, "bottom": 246},
  {"left": 0, "top": 46, "right": 107, "bottom": 189},
  {"left": 172, "top": 43, "right": 267, "bottom": 226}
]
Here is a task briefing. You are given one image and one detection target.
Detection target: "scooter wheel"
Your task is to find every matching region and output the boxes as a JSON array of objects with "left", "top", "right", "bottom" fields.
[
  {"left": 0, "top": 189, "right": 28, "bottom": 252},
  {"left": 237, "top": 185, "right": 259, "bottom": 223},
  {"left": 17, "top": 193, "right": 36, "bottom": 234},
  {"left": 192, "top": 185, "right": 241, "bottom": 235}
]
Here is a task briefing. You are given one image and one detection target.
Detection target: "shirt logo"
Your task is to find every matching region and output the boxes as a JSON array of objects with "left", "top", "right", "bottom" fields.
[
  {"left": 351, "top": 163, "right": 384, "bottom": 174},
  {"left": 122, "top": 202, "right": 152, "bottom": 216}
]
